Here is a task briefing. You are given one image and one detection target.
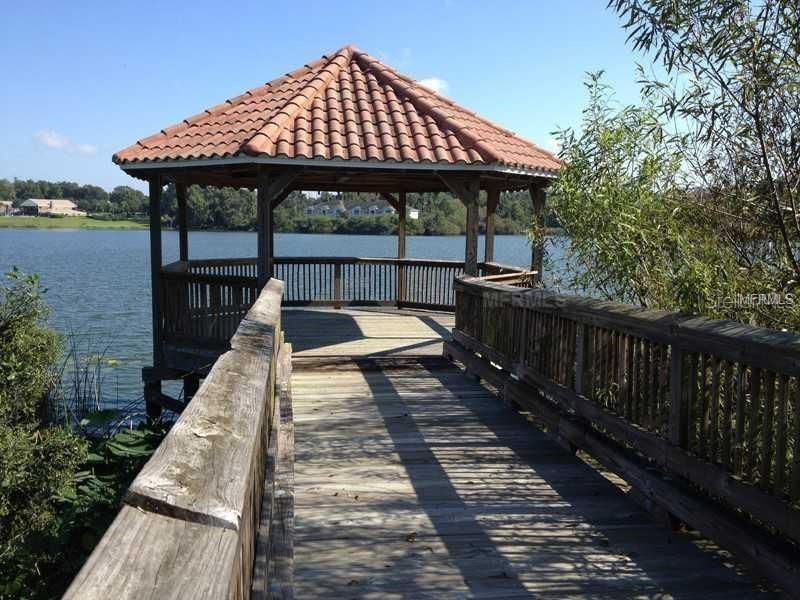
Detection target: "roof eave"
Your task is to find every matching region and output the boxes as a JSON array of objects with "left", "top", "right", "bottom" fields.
[{"left": 116, "top": 155, "right": 559, "bottom": 180}]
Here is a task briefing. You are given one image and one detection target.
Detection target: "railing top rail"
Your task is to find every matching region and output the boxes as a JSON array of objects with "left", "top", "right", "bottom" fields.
[
  {"left": 187, "top": 257, "right": 257, "bottom": 268},
  {"left": 185, "top": 256, "right": 528, "bottom": 269},
  {"left": 456, "top": 275, "right": 800, "bottom": 375},
  {"left": 162, "top": 260, "right": 190, "bottom": 273},
  {"left": 480, "top": 261, "right": 530, "bottom": 274},
  {"left": 275, "top": 256, "right": 467, "bottom": 266},
  {"left": 162, "top": 270, "right": 257, "bottom": 286}
]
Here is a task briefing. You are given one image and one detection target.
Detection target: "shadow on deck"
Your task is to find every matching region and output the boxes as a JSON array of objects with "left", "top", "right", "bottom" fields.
[{"left": 286, "top": 308, "right": 773, "bottom": 599}]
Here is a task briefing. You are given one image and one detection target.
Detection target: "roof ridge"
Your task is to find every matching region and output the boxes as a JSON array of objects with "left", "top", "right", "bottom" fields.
[
  {"left": 351, "top": 50, "right": 502, "bottom": 164},
  {"left": 242, "top": 46, "right": 354, "bottom": 156}
]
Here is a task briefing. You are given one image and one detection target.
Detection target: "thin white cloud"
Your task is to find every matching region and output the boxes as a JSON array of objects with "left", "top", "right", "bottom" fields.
[
  {"left": 33, "top": 129, "right": 70, "bottom": 149},
  {"left": 75, "top": 143, "right": 97, "bottom": 156},
  {"left": 33, "top": 130, "right": 97, "bottom": 156},
  {"left": 418, "top": 77, "right": 449, "bottom": 94}
]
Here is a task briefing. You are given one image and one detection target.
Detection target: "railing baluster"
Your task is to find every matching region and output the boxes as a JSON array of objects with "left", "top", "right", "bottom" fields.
[
  {"left": 746, "top": 368, "right": 762, "bottom": 480},
  {"left": 761, "top": 371, "right": 776, "bottom": 488}
]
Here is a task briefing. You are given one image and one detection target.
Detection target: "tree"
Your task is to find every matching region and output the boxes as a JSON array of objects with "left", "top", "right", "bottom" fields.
[
  {"left": 186, "top": 185, "right": 209, "bottom": 227},
  {"left": 109, "top": 186, "right": 147, "bottom": 215},
  {"left": 609, "top": 0, "right": 800, "bottom": 289},
  {"left": 0, "top": 179, "right": 14, "bottom": 202},
  {"left": 547, "top": 73, "right": 759, "bottom": 319},
  {"left": 12, "top": 180, "right": 42, "bottom": 205}
]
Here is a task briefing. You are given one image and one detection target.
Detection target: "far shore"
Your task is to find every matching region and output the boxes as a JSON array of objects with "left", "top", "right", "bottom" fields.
[
  {"left": 0, "top": 216, "right": 564, "bottom": 237},
  {"left": 0, "top": 215, "right": 147, "bottom": 230}
]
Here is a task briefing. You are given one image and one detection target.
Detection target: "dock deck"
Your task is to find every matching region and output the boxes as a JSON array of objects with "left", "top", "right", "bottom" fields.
[{"left": 283, "top": 308, "right": 772, "bottom": 599}]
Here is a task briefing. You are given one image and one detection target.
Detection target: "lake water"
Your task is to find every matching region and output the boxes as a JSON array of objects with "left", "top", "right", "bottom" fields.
[{"left": 0, "top": 229, "right": 567, "bottom": 403}]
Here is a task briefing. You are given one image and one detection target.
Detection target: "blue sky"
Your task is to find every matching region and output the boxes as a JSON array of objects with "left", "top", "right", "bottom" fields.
[{"left": 0, "top": 0, "right": 644, "bottom": 192}]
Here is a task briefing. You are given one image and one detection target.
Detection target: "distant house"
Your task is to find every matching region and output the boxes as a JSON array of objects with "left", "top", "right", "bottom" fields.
[
  {"left": 0, "top": 201, "right": 12, "bottom": 216},
  {"left": 350, "top": 201, "right": 398, "bottom": 217},
  {"left": 307, "top": 199, "right": 346, "bottom": 217},
  {"left": 20, "top": 198, "right": 87, "bottom": 217},
  {"left": 306, "top": 204, "right": 330, "bottom": 216},
  {"left": 407, "top": 207, "right": 420, "bottom": 220}
]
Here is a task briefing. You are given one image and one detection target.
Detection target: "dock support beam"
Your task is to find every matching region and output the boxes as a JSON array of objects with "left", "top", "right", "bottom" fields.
[
  {"left": 530, "top": 181, "right": 547, "bottom": 283},
  {"left": 176, "top": 181, "right": 189, "bottom": 263},
  {"left": 146, "top": 174, "right": 163, "bottom": 420},
  {"left": 485, "top": 186, "right": 499, "bottom": 264}
]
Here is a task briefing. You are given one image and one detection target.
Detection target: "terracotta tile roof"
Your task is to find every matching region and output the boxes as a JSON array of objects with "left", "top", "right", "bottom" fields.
[{"left": 114, "top": 45, "right": 560, "bottom": 175}]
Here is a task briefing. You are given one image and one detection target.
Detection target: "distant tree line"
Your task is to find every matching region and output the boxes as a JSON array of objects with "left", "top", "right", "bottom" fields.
[
  {"left": 0, "top": 178, "right": 148, "bottom": 216},
  {"left": 158, "top": 186, "right": 554, "bottom": 235},
  {"left": 1, "top": 178, "right": 556, "bottom": 235}
]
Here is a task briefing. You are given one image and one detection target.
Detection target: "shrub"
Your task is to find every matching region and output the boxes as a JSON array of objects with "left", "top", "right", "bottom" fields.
[{"left": 0, "top": 269, "right": 87, "bottom": 597}]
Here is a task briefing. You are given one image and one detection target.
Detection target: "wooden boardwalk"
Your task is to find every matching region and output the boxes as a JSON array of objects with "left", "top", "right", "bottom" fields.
[{"left": 284, "top": 308, "right": 773, "bottom": 599}]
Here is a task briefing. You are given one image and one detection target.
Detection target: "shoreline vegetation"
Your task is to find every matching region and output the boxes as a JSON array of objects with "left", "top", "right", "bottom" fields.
[
  {"left": 0, "top": 215, "right": 147, "bottom": 230},
  {"left": 1, "top": 178, "right": 559, "bottom": 236},
  {"left": 0, "top": 268, "right": 169, "bottom": 597},
  {"left": 0, "top": 215, "right": 562, "bottom": 236}
]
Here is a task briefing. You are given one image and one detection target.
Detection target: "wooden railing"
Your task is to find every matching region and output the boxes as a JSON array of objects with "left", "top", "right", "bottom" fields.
[
  {"left": 448, "top": 274, "right": 800, "bottom": 591},
  {"left": 65, "top": 280, "right": 294, "bottom": 599},
  {"left": 274, "top": 257, "right": 479, "bottom": 310},
  {"left": 162, "top": 262, "right": 260, "bottom": 347},
  {"left": 159, "top": 258, "right": 528, "bottom": 349}
]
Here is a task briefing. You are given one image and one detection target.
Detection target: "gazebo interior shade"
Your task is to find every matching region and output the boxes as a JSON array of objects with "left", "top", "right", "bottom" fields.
[{"left": 114, "top": 45, "right": 559, "bottom": 192}]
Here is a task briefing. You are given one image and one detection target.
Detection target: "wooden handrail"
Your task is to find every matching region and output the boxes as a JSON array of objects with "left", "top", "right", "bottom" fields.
[
  {"left": 449, "top": 273, "right": 800, "bottom": 592},
  {"left": 183, "top": 256, "right": 518, "bottom": 269},
  {"left": 457, "top": 278, "right": 800, "bottom": 374},
  {"left": 64, "top": 279, "right": 290, "bottom": 599}
]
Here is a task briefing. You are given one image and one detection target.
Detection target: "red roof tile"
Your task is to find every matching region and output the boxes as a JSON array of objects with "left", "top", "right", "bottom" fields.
[{"left": 114, "top": 45, "right": 560, "bottom": 175}]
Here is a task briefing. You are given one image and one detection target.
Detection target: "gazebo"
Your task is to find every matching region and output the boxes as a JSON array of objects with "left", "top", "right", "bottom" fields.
[{"left": 113, "top": 44, "right": 560, "bottom": 415}]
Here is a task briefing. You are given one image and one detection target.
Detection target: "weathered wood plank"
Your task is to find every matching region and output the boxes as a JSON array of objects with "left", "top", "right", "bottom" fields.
[
  {"left": 126, "top": 347, "right": 272, "bottom": 527},
  {"left": 63, "top": 506, "right": 240, "bottom": 600},
  {"left": 267, "top": 343, "right": 294, "bottom": 600},
  {"left": 292, "top": 351, "right": 777, "bottom": 598}
]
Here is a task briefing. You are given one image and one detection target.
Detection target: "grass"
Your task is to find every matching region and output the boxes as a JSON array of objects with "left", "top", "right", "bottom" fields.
[{"left": 0, "top": 215, "right": 147, "bottom": 230}]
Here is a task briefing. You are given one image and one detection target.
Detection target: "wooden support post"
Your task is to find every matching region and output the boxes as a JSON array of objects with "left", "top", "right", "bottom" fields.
[
  {"left": 268, "top": 203, "right": 275, "bottom": 280},
  {"left": 439, "top": 175, "right": 481, "bottom": 276},
  {"left": 530, "top": 182, "right": 546, "bottom": 283},
  {"left": 176, "top": 181, "right": 189, "bottom": 263},
  {"left": 397, "top": 191, "right": 407, "bottom": 259},
  {"left": 485, "top": 187, "right": 499, "bottom": 264},
  {"left": 257, "top": 170, "right": 300, "bottom": 289},
  {"left": 147, "top": 174, "right": 163, "bottom": 421},
  {"left": 397, "top": 191, "right": 407, "bottom": 306},
  {"left": 465, "top": 194, "right": 479, "bottom": 275},
  {"left": 257, "top": 172, "right": 271, "bottom": 289}
]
